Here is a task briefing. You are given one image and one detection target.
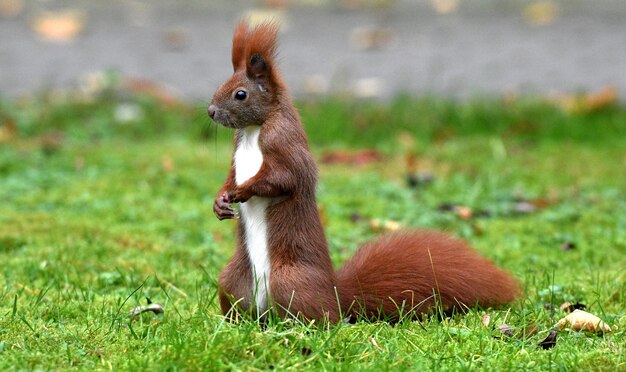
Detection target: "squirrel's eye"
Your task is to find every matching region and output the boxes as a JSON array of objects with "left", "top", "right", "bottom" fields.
[{"left": 234, "top": 90, "right": 247, "bottom": 100}]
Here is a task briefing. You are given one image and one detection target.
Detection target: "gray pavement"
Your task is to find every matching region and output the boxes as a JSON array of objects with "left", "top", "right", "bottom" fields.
[{"left": 1, "top": 0, "right": 625, "bottom": 101}]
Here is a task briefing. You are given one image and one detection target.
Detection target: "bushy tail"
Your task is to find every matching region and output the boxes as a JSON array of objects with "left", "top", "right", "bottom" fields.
[{"left": 336, "top": 230, "right": 520, "bottom": 321}]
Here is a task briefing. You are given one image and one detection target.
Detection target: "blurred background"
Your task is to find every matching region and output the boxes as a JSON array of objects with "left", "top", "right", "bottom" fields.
[{"left": 1, "top": 0, "right": 625, "bottom": 102}]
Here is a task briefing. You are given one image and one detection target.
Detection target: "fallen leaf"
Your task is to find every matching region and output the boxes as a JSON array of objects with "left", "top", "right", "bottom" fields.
[
  {"left": 436, "top": 203, "right": 474, "bottom": 220},
  {"left": 384, "top": 220, "right": 401, "bottom": 231},
  {"left": 555, "top": 309, "right": 611, "bottom": 333},
  {"left": 584, "top": 86, "right": 618, "bottom": 112},
  {"left": 455, "top": 206, "right": 473, "bottom": 220},
  {"left": 369, "top": 218, "right": 402, "bottom": 232},
  {"left": 497, "top": 324, "right": 514, "bottom": 337},
  {"left": 481, "top": 313, "right": 491, "bottom": 328},
  {"left": 538, "top": 330, "right": 557, "bottom": 350},
  {"left": 550, "top": 86, "right": 618, "bottom": 114},
  {"left": 32, "top": 10, "right": 85, "bottom": 43},
  {"left": 559, "top": 301, "right": 586, "bottom": 313},
  {"left": 320, "top": 149, "right": 383, "bottom": 166}
]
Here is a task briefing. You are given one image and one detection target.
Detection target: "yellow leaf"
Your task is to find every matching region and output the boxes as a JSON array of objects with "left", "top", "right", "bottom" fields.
[{"left": 555, "top": 309, "right": 611, "bottom": 333}]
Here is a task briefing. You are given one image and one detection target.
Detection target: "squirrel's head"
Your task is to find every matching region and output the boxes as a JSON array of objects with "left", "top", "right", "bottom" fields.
[{"left": 208, "top": 20, "right": 285, "bottom": 129}]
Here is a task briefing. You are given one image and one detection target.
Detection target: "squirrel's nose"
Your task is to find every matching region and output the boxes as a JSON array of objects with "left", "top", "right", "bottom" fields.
[{"left": 208, "top": 104, "right": 217, "bottom": 119}]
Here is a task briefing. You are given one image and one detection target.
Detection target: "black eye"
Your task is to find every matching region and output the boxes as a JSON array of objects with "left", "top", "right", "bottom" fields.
[{"left": 234, "top": 90, "right": 247, "bottom": 100}]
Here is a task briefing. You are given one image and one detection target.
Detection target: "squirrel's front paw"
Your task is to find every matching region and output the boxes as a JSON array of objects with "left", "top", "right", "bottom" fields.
[
  {"left": 213, "top": 192, "right": 237, "bottom": 220},
  {"left": 227, "top": 188, "right": 252, "bottom": 204}
]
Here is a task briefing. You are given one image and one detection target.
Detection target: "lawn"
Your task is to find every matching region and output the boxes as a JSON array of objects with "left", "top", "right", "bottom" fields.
[{"left": 0, "top": 93, "right": 625, "bottom": 370}]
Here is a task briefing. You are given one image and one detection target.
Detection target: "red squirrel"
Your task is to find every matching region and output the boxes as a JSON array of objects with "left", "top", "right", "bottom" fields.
[{"left": 208, "top": 21, "right": 520, "bottom": 323}]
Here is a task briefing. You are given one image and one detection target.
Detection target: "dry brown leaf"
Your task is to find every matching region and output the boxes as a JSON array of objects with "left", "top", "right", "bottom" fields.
[
  {"left": 538, "top": 330, "right": 557, "bottom": 350},
  {"left": 32, "top": 10, "right": 85, "bottom": 43},
  {"left": 555, "top": 309, "right": 611, "bottom": 333},
  {"left": 551, "top": 86, "right": 618, "bottom": 114},
  {"left": 583, "top": 86, "right": 618, "bottom": 112},
  {"left": 456, "top": 206, "right": 473, "bottom": 220},
  {"left": 320, "top": 149, "right": 383, "bottom": 166},
  {"left": 437, "top": 203, "right": 474, "bottom": 219}
]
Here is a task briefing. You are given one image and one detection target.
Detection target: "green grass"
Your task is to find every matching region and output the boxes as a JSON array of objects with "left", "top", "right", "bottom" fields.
[{"left": 0, "top": 94, "right": 625, "bottom": 370}]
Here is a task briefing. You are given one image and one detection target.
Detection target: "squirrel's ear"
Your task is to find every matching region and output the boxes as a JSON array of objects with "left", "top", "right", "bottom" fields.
[
  {"left": 248, "top": 53, "right": 270, "bottom": 87},
  {"left": 231, "top": 21, "right": 249, "bottom": 71}
]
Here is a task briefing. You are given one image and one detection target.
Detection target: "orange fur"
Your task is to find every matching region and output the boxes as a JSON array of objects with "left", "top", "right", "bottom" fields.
[
  {"left": 231, "top": 21, "right": 249, "bottom": 71},
  {"left": 337, "top": 231, "right": 520, "bottom": 320}
]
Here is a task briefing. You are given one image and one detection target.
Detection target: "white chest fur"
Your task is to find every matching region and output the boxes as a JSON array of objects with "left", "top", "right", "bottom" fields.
[{"left": 234, "top": 126, "right": 271, "bottom": 314}]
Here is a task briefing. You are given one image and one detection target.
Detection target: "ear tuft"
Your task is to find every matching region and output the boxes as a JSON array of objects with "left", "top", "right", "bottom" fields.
[
  {"left": 231, "top": 21, "right": 249, "bottom": 71},
  {"left": 244, "top": 20, "right": 283, "bottom": 90}
]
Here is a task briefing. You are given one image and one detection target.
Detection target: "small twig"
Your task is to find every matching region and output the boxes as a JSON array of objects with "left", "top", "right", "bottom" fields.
[{"left": 129, "top": 303, "right": 165, "bottom": 319}]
